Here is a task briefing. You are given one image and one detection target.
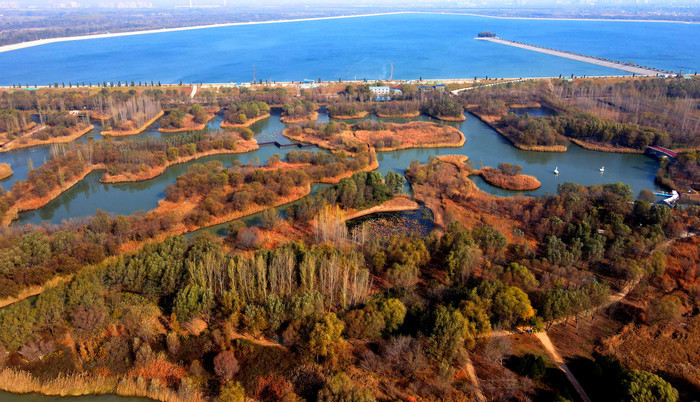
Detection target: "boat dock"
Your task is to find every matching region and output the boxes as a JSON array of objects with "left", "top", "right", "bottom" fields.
[
  {"left": 475, "top": 37, "right": 674, "bottom": 76},
  {"left": 654, "top": 190, "right": 680, "bottom": 205}
]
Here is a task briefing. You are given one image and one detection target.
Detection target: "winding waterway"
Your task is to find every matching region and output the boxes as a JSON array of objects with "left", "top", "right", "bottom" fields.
[{"left": 12, "top": 108, "right": 661, "bottom": 228}]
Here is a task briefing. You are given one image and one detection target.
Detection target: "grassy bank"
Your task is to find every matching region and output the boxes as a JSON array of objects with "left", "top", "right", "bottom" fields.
[
  {"left": 469, "top": 110, "right": 568, "bottom": 152},
  {"left": 0, "top": 124, "right": 94, "bottom": 152},
  {"left": 569, "top": 138, "right": 644, "bottom": 154},
  {"left": 280, "top": 111, "right": 318, "bottom": 123},
  {"left": 0, "top": 163, "right": 12, "bottom": 180},
  {"left": 101, "top": 110, "right": 164, "bottom": 136},
  {"left": 158, "top": 113, "right": 216, "bottom": 133}
]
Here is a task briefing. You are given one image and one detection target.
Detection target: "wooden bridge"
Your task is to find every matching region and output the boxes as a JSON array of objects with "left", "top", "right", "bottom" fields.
[
  {"left": 258, "top": 141, "right": 317, "bottom": 149},
  {"left": 646, "top": 146, "right": 678, "bottom": 159}
]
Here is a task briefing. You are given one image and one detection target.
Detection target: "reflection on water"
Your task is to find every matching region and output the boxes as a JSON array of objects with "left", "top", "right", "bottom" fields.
[
  {"left": 346, "top": 205, "right": 434, "bottom": 240},
  {"left": 510, "top": 106, "right": 557, "bottom": 117}
]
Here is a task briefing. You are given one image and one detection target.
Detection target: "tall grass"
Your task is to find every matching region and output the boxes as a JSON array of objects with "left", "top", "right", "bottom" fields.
[
  {"left": 0, "top": 367, "right": 203, "bottom": 402},
  {"left": 0, "top": 368, "right": 116, "bottom": 396}
]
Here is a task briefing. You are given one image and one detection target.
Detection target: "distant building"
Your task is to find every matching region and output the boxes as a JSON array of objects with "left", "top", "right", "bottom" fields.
[
  {"left": 369, "top": 86, "right": 391, "bottom": 95},
  {"left": 369, "top": 86, "right": 402, "bottom": 101},
  {"left": 419, "top": 84, "right": 446, "bottom": 92}
]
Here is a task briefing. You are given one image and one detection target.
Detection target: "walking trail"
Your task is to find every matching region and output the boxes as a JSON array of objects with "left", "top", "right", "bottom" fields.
[
  {"left": 464, "top": 353, "right": 487, "bottom": 402},
  {"left": 536, "top": 331, "right": 591, "bottom": 402}
]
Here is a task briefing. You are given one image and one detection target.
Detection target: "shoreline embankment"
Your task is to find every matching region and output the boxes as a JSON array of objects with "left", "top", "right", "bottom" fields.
[
  {"left": 0, "top": 12, "right": 412, "bottom": 54},
  {"left": 475, "top": 37, "right": 672, "bottom": 76}
]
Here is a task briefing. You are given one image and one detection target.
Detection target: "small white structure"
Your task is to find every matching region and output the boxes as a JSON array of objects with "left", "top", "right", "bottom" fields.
[
  {"left": 369, "top": 86, "right": 391, "bottom": 95},
  {"left": 664, "top": 190, "right": 679, "bottom": 205}
]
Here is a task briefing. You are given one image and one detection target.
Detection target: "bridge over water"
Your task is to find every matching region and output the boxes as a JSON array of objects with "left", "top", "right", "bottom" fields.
[
  {"left": 646, "top": 146, "right": 678, "bottom": 159},
  {"left": 258, "top": 141, "right": 317, "bottom": 149}
]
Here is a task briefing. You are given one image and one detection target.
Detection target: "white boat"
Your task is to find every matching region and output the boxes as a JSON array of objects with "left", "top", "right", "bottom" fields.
[
  {"left": 599, "top": 166, "right": 605, "bottom": 172},
  {"left": 554, "top": 167, "right": 559, "bottom": 174}
]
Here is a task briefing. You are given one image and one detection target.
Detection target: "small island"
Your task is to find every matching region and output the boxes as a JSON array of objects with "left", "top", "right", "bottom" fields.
[
  {"left": 280, "top": 99, "right": 319, "bottom": 123},
  {"left": 375, "top": 100, "right": 421, "bottom": 118},
  {"left": 478, "top": 31, "right": 497, "bottom": 38},
  {"left": 327, "top": 102, "right": 369, "bottom": 119},
  {"left": 157, "top": 104, "right": 215, "bottom": 133},
  {"left": 0, "top": 163, "right": 12, "bottom": 180},
  {"left": 476, "top": 163, "right": 541, "bottom": 191},
  {"left": 0, "top": 111, "right": 94, "bottom": 152},
  {"left": 220, "top": 100, "right": 271, "bottom": 128},
  {"left": 283, "top": 120, "right": 464, "bottom": 154}
]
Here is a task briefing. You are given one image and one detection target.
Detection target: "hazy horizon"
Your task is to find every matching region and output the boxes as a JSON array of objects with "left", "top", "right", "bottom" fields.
[{"left": 3, "top": 0, "right": 700, "bottom": 10}]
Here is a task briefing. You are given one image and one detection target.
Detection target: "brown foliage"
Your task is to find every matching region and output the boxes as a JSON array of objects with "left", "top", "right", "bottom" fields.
[{"left": 214, "top": 350, "right": 240, "bottom": 381}]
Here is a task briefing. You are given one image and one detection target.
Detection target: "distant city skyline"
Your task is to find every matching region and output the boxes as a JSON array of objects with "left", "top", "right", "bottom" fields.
[{"left": 3, "top": 0, "right": 700, "bottom": 9}]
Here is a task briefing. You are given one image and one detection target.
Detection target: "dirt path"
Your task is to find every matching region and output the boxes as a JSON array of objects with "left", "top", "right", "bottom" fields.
[
  {"left": 536, "top": 332, "right": 591, "bottom": 402},
  {"left": 229, "top": 332, "right": 286, "bottom": 349},
  {"left": 464, "top": 353, "right": 487, "bottom": 402}
]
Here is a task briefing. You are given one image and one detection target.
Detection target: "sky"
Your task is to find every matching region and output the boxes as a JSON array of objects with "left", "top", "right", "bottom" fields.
[{"left": 6, "top": 0, "right": 700, "bottom": 8}]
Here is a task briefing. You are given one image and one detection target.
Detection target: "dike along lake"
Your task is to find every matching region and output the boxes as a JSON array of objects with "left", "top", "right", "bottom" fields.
[{"left": 0, "top": 13, "right": 698, "bottom": 85}]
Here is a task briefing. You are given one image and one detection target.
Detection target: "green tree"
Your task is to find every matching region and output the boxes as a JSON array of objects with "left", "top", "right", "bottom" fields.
[
  {"left": 174, "top": 284, "right": 214, "bottom": 321},
  {"left": 309, "top": 313, "right": 345, "bottom": 362},
  {"left": 427, "top": 305, "right": 469, "bottom": 362},
  {"left": 0, "top": 299, "right": 36, "bottom": 350},
  {"left": 623, "top": 370, "right": 678, "bottom": 402},
  {"left": 447, "top": 243, "right": 482, "bottom": 284},
  {"left": 385, "top": 171, "right": 406, "bottom": 194},
  {"left": 379, "top": 298, "right": 406, "bottom": 333},
  {"left": 34, "top": 284, "right": 66, "bottom": 332},
  {"left": 260, "top": 208, "right": 280, "bottom": 230},
  {"left": 492, "top": 286, "right": 535, "bottom": 328},
  {"left": 513, "top": 353, "right": 547, "bottom": 379},
  {"left": 459, "top": 298, "right": 492, "bottom": 335}
]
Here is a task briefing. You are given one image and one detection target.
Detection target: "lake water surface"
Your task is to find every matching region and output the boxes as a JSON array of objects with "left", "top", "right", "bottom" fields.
[{"left": 1, "top": 13, "right": 698, "bottom": 85}]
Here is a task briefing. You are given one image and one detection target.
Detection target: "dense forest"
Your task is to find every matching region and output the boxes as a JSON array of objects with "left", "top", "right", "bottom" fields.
[
  {"left": 0, "top": 78, "right": 697, "bottom": 400},
  {"left": 0, "top": 160, "right": 695, "bottom": 399},
  {"left": 0, "top": 108, "right": 31, "bottom": 137},
  {"left": 461, "top": 76, "right": 700, "bottom": 149}
]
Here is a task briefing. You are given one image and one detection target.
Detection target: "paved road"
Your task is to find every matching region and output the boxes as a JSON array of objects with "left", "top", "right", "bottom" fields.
[{"left": 477, "top": 37, "right": 670, "bottom": 76}]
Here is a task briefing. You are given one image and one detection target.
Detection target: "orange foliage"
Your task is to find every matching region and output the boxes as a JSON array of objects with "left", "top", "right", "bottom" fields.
[{"left": 131, "top": 358, "right": 186, "bottom": 388}]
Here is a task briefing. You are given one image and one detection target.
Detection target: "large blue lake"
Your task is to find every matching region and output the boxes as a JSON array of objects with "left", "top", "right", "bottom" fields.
[{"left": 0, "top": 13, "right": 698, "bottom": 85}]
